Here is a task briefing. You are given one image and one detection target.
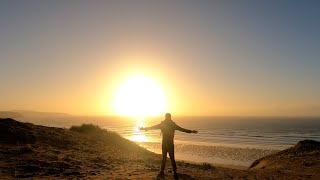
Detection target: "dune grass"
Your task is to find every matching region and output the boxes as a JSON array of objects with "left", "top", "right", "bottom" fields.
[{"left": 69, "top": 124, "right": 105, "bottom": 134}]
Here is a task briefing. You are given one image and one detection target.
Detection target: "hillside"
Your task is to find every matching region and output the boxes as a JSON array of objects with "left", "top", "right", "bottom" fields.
[
  {"left": 0, "top": 118, "right": 157, "bottom": 179},
  {"left": 249, "top": 140, "right": 320, "bottom": 179}
]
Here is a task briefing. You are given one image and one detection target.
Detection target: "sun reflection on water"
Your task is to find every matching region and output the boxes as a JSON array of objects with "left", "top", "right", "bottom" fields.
[
  {"left": 130, "top": 134, "right": 148, "bottom": 142},
  {"left": 129, "top": 120, "right": 149, "bottom": 142}
]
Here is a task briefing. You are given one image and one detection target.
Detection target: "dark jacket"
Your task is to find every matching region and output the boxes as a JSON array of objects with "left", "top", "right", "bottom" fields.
[{"left": 144, "top": 120, "right": 192, "bottom": 144}]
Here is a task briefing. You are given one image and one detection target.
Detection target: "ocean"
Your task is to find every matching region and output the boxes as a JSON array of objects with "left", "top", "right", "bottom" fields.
[{"left": 18, "top": 116, "right": 320, "bottom": 168}]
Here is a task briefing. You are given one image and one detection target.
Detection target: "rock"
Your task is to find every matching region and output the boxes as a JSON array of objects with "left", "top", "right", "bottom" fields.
[{"left": 294, "top": 140, "right": 320, "bottom": 152}]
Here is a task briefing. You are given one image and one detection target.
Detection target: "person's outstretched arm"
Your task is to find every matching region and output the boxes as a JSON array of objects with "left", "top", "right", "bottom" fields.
[
  {"left": 140, "top": 123, "right": 161, "bottom": 131},
  {"left": 175, "top": 124, "right": 198, "bottom": 134}
]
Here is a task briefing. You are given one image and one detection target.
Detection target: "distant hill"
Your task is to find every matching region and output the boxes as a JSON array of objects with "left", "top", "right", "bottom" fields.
[
  {"left": 0, "top": 110, "right": 76, "bottom": 127},
  {"left": 0, "top": 111, "right": 23, "bottom": 119},
  {"left": 0, "top": 110, "right": 70, "bottom": 119},
  {"left": 11, "top": 110, "right": 70, "bottom": 117}
]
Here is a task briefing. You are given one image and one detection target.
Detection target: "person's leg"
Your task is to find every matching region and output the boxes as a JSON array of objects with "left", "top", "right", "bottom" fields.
[
  {"left": 160, "top": 144, "right": 167, "bottom": 173},
  {"left": 168, "top": 144, "right": 177, "bottom": 172}
]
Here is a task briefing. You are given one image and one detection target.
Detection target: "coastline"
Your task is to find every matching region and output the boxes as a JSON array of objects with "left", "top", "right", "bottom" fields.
[{"left": 1, "top": 118, "right": 319, "bottom": 179}]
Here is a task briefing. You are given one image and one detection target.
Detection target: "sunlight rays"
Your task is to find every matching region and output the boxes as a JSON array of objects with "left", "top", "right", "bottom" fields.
[{"left": 112, "top": 75, "right": 167, "bottom": 118}]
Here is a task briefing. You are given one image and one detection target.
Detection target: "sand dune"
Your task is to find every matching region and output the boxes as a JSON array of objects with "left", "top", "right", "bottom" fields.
[{"left": 0, "top": 118, "right": 319, "bottom": 179}]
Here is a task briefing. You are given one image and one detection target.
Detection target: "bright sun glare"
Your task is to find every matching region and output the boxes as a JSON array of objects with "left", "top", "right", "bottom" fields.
[{"left": 113, "top": 75, "right": 167, "bottom": 118}]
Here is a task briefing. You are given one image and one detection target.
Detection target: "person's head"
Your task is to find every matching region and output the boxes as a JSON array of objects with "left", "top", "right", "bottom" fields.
[{"left": 165, "top": 113, "right": 171, "bottom": 120}]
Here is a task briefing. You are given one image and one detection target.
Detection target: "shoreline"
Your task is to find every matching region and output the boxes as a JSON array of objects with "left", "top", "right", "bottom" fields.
[{"left": 137, "top": 141, "right": 279, "bottom": 168}]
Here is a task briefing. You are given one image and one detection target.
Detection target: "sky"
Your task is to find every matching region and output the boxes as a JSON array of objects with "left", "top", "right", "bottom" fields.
[{"left": 1, "top": 0, "right": 320, "bottom": 116}]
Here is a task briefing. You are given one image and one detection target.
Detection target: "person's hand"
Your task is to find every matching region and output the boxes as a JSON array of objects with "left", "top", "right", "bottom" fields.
[
  {"left": 139, "top": 127, "right": 145, "bottom": 131},
  {"left": 192, "top": 130, "right": 198, "bottom": 134}
]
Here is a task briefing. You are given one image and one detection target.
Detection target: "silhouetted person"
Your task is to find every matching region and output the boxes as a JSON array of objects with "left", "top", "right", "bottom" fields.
[{"left": 140, "top": 113, "right": 198, "bottom": 179}]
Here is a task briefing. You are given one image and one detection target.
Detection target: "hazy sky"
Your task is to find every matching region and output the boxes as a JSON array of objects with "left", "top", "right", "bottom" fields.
[{"left": 1, "top": 0, "right": 320, "bottom": 116}]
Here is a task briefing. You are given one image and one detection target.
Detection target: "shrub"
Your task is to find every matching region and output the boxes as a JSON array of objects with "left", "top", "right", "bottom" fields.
[
  {"left": 69, "top": 124, "right": 105, "bottom": 134},
  {"left": 202, "top": 163, "right": 214, "bottom": 171}
]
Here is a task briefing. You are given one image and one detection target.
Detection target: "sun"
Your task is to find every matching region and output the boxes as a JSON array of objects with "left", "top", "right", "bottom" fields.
[{"left": 112, "top": 75, "right": 167, "bottom": 118}]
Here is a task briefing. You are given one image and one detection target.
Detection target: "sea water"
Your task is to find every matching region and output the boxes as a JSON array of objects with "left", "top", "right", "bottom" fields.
[
  {"left": 101, "top": 116, "right": 320, "bottom": 167},
  {"left": 19, "top": 116, "right": 320, "bottom": 168}
]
